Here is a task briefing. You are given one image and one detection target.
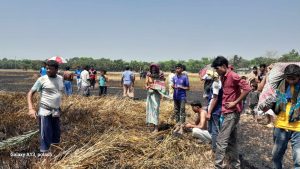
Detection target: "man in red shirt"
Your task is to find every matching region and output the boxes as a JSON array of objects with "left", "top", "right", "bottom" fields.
[{"left": 211, "top": 56, "right": 251, "bottom": 169}]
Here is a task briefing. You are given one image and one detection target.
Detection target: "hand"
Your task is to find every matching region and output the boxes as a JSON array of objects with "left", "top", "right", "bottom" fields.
[
  {"left": 185, "top": 123, "right": 194, "bottom": 128},
  {"left": 28, "top": 109, "right": 37, "bottom": 119},
  {"left": 225, "top": 101, "right": 237, "bottom": 109},
  {"left": 206, "top": 113, "right": 211, "bottom": 120}
]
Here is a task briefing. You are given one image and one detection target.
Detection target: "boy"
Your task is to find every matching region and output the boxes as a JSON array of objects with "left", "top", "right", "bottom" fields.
[
  {"left": 272, "top": 64, "right": 300, "bottom": 169},
  {"left": 185, "top": 101, "right": 211, "bottom": 143},
  {"left": 246, "top": 81, "right": 260, "bottom": 116},
  {"left": 172, "top": 63, "right": 190, "bottom": 135},
  {"left": 211, "top": 56, "right": 251, "bottom": 169},
  {"left": 98, "top": 69, "right": 108, "bottom": 96},
  {"left": 27, "top": 60, "right": 64, "bottom": 153}
]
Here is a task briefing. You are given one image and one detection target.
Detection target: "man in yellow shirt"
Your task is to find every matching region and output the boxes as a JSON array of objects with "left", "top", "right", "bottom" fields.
[{"left": 272, "top": 64, "right": 300, "bottom": 169}]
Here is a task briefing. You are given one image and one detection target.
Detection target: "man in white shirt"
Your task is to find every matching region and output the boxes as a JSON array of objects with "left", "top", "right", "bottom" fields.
[
  {"left": 80, "top": 65, "right": 90, "bottom": 96},
  {"left": 27, "top": 60, "right": 64, "bottom": 153}
]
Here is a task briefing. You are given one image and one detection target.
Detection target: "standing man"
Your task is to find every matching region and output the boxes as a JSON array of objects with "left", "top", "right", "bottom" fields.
[
  {"left": 271, "top": 64, "right": 300, "bottom": 169},
  {"left": 27, "top": 60, "right": 64, "bottom": 153},
  {"left": 172, "top": 63, "right": 190, "bottom": 135},
  {"left": 89, "top": 66, "right": 97, "bottom": 90},
  {"left": 121, "top": 66, "right": 134, "bottom": 97},
  {"left": 40, "top": 61, "right": 47, "bottom": 76},
  {"left": 248, "top": 66, "right": 259, "bottom": 84},
  {"left": 258, "top": 63, "right": 267, "bottom": 82},
  {"left": 206, "top": 71, "right": 222, "bottom": 153},
  {"left": 63, "top": 66, "right": 73, "bottom": 96},
  {"left": 74, "top": 66, "right": 82, "bottom": 93},
  {"left": 80, "top": 65, "right": 90, "bottom": 96},
  {"left": 211, "top": 56, "right": 251, "bottom": 169}
]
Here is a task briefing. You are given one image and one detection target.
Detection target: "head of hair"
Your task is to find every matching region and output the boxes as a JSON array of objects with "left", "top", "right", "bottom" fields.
[
  {"left": 125, "top": 66, "right": 130, "bottom": 70},
  {"left": 65, "top": 66, "right": 70, "bottom": 70},
  {"left": 190, "top": 100, "right": 202, "bottom": 108},
  {"left": 175, "top": 63, "right": 184, "bottom": 69},
  {"left": 211, "top": 56, "right": 229, "bottom": 68},
  {"left": 46, "top": 60, "right": 59, "bottom": 69},
  {"left": 284, "top": 64, "right": 300, "bottom": 77},
  {"left": 251, "top": 81, "right": 258, "bottom": 90},
  {"left": 259, "top": 64, "right": 267, "bottom": 69},
  {"left": 253, "top": 66, "right": 258, "bottom": 70}
]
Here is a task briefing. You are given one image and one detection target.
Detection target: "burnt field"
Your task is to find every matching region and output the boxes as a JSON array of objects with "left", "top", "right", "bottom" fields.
[
  {"left": 0, "top": 70, "right": 293, "bottom": 168},
  {"left": 0, "top": 70, "right": 203, "bottom": 102}
]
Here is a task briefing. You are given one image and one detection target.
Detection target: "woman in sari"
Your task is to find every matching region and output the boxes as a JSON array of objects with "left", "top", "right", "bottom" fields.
[{"left": 145, "top": 64, "right": 165, "bottom": 132}]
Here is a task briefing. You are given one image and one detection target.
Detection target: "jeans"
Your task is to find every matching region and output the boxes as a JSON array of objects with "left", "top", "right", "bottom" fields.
[
  {"left": 174, "top": 99, "right": 186, "bottom": 124},
  {"left": 215, "top": 112, "right": 240, "bottom": 169},
  {"left": 64, "top": 81, "right": 72, "bottom": 96},
  {"left": 39, "top": 115, "right": 60, "bottom": 152},
  {"left": 99, "top": 86, "right": 107, "bottom": 96},
  {"left": 208, "top": 114, "right": 220, "bottom": 152},
  {"left": 272, "top": 127, "right": 300, "bottom": 169}
]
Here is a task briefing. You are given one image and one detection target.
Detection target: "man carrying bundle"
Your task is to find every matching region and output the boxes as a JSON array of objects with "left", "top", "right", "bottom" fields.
[{"left": 27, "top": 60, "right": 64, "bottom": 153}]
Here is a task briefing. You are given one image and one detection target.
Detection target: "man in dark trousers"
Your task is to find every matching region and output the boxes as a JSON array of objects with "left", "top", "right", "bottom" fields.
[{"left": 211, "top": 56, "right": 251, "bottom": 169}]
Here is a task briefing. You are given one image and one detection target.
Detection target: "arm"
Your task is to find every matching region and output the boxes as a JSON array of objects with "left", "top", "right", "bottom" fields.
[
  {"left": 145, "top": 76, "right": 150, "bottom": 89},
  {"left": 180, "top": 76, "right": 190, "bottom": 90},
  {"left": 226, "top": 77, "right": 251, "bottom": 109},
  {"left": 257, "top": 75, "right": 267, "bottom": 92},
  {"left": 27, "top": 90, "right": 37, "bottom": 119},
  {"left": 207, "top": 94, "right": 218, "bottom": 119},
  {"left": 194, "top": 110, "right": 207, "bottom": 129},
  {"left": 70, "top": 73, "right": 74, "bottom": 81}
]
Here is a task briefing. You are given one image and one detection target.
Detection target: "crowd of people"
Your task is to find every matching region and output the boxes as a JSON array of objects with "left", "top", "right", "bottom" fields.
[{"left": 29, "top": 57, "right": 300, "bottom": 168}]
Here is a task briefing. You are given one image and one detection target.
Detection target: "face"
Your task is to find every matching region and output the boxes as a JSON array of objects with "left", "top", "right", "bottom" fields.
[
  {"left": 46, "top": 65, "right": 58, "bottom": 77},
  {"left": 214, "top": 65, "right": 227, "bottom": 76},
  {"left": 192, "top": 106, "right": 200, "bottom": 112},
  {"left": 176, "top": 67, "right": 183, "bottom": 74},
  {"left": 251, "top": 84, "right": 257, "bottom": 91},
  {"left": 285, "top": 76, "right": 300, "bottom": 85},
  {"left": 151, "top": 66, "right": 157, "bottom": 74},
  {"left": 253, "top": 68, "right": 258, "bottom": 74},
  {"left": 260, "top": 67, "right": 265, "bottom": 73},
  {"left": 100, "top": 71, "right": 104, "bottom": 75}
]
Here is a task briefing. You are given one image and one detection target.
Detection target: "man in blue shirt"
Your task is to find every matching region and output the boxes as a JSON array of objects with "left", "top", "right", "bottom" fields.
[
  {"left": 74, "top": 66, "right": 82, "bottom": 93},
  {"left": 121, "top": 66, "right": 135, "bottom": 97},
  {"left": 172, "top": 64, "right": 190, "bottom": 135},
  {"left": 40, "top": 61, "right": 47, "bottom": 76}
]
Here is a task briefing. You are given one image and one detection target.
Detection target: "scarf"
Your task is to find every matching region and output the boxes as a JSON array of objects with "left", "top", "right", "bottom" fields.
[{"left": 275, "top": 80, "right": 300, "bottom": 122}]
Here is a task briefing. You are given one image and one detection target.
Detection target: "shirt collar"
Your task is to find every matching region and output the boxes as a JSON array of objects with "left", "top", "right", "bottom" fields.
[{"left": 224, "top": 69, "right": 231, "bottom": 77}]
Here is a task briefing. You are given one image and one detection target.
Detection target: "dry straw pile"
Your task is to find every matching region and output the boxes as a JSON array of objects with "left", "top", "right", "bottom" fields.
[{"left": 0, "top": 92, "right": 213, "bottom": 169}]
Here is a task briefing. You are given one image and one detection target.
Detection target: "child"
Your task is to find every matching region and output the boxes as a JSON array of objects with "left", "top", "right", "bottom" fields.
[
  {"left": 98, "top": 70, "right": 108, "bottom": 96},
  {"left": 185, "top": 101, "right": 211, "bottom": 143},
  {"left": 172, "top": 63, "right": 190, "bottom": 135},
  {"left": 247, "top": 81, "right": 260, "bottom": 116}
]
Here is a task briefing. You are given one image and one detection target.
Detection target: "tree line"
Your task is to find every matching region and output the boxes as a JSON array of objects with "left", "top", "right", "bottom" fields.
[{"left": 0, "top": 49, "right": 299, "bottom": 73}]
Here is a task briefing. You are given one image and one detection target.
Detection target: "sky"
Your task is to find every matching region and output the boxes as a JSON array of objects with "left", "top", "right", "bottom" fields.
[{"left": 0, "top": 0, "right": 299, "bottom": 62}]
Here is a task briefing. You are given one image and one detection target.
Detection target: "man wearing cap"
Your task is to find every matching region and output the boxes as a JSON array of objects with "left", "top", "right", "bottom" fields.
[
  {"left": 27, "top": 60, "right": 64, "bottom": 153},
  {"left": 185, "top": 101, "right": 211, "bottom": 143},
  {"left": 212, "top": 56, "right": 251, "bottom": 169},
  {"left": 172, "top": 63, "right": 190, "bottom": 135}
]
